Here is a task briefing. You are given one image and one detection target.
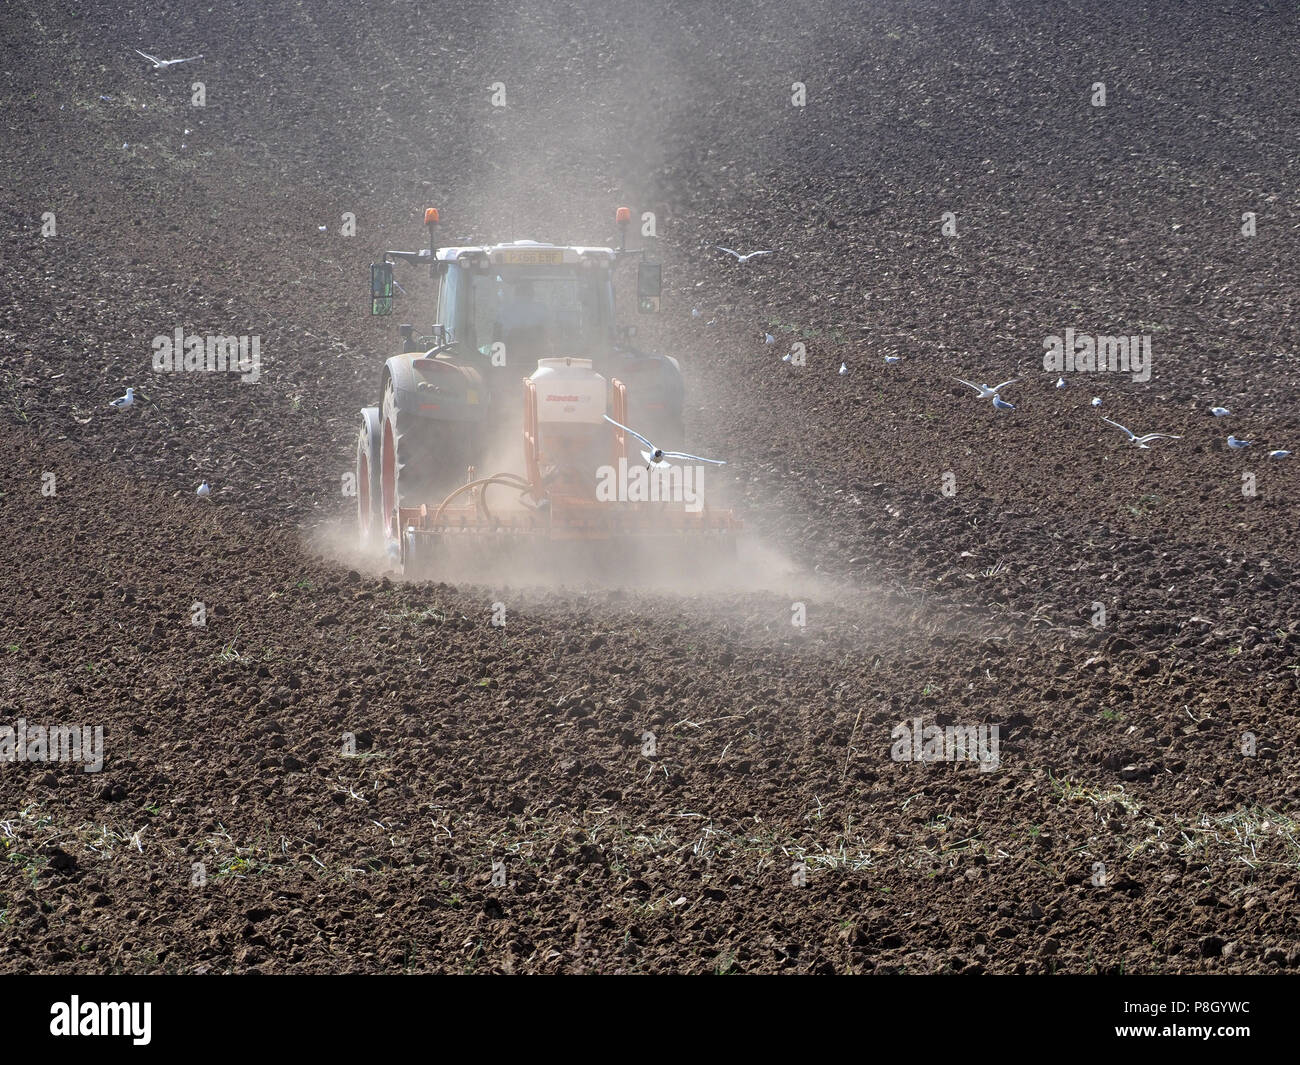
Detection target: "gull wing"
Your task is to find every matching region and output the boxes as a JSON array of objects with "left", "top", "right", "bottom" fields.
[
  {"left": 172, "top": 55, "right": 203, "bottom": 64},
  {"left": 602, "top": 414, "right": 655, "bottom": 451},
  {"left": 991, "top": 377, "right": 1021, "bottom": 393},
  {"left": 1101, "top": 416, "right": 1136, "bottom": 441},
  {"left": 713, "top": 246, "right": 741, "bottom": 259},
  {"left": 134, "top": 49, "right": 161, "bottom": 63},
  {"left": 661, "top": 450, "right": 727, "bottom": 466},
  {"left": 1135, "top": 433, "right": 1180, "bottom": 443},
  {"left": 745, "top": 250, "right": 773, "bottom": 258},
  {"left": 952, "top": 377, "right": 987, "bottom": 395}
]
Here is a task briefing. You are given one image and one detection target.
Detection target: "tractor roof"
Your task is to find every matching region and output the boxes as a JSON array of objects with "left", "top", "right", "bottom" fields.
[{"left": 433, "top": 239, "right": 618, "bottom": 264}]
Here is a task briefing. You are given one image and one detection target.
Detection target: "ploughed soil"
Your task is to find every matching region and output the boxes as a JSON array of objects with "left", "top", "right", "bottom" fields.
[{"left": 1, "top": 0, "right": 1297, "bottom": 973}]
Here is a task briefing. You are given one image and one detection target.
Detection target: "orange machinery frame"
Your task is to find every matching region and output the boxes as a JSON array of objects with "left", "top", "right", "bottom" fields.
[{"left": 395, "top": 377, "right": 741, "bottom": 542}]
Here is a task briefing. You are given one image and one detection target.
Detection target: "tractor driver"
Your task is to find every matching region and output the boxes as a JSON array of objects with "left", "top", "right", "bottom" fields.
[{"left": 497, "top": 277, "right": 548, "bottom": 359}]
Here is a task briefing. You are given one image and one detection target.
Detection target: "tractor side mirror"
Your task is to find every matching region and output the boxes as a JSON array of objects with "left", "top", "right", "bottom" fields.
[
  {"left": 636, "top": 261, "right": 661, "bottom": 313},
  {"left": 370, "top": 262, "right": 394, "bottom": 316}
]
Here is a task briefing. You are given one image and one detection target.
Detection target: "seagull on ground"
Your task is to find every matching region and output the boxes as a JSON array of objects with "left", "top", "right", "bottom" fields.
[
  {"left": 764, "top": 333, "right": 775, "bottom": 345},
  {"left": 991, "top": 395, "right": 1015, "bottom": 412},
  {"left": 839, "top": 363, "right": 848, "bottom": 375},
  {"left": 1101, "top": 416, "right": 1181, "bottom": 449},
  {"left": 1268, "top": 449, "right": 1291, "bottom": 459},
  {"left": 196, "top": 481, "right": 211, "bottom": 497},
  {"left": 1209, "top": 406, "right": 1231, "bottom": 417},
  {"left": 1227, "top": 436, "right": 1251, "bottom": 449},
  {"left": 952, "top": 376, "right": 1020, "bottom": 400},
  {"left": 603, "top": 415, "right": 727, "bottom": 470},
  {"left": 884, "top": 355, "right": 901, "bottom": 364},
  {"left": 1091, "top": 397, "right": 1103, "bottom": 407},
  {"left": 109, "top": 387, "right": 135, "bottom": 410},
  {"left": 134, "top": 49, "right": 203, "bottom": 69},
  {"left": 714, "top": 246, "right": 772, "bottom": 264},
  {"left": 1056, "top": 377, "right": 1067, "bottom": 388}
]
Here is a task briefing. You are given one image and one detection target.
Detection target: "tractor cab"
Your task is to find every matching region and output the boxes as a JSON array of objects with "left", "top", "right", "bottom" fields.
[
  {"left": 433, "top": 242, "right": 620, "bottom": 365},
  {"left": 369, "top": 208, "right": 662, "bottom": 367}
]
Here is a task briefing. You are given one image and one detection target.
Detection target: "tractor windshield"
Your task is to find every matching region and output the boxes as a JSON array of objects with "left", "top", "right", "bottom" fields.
[{"left": 467, "top": 266, "right": 611, "bottom": 361}]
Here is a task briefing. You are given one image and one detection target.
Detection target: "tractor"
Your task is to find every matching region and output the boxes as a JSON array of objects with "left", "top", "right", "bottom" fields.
[{"left": 354, "top": 207, "right": 738, "bottom": 576}]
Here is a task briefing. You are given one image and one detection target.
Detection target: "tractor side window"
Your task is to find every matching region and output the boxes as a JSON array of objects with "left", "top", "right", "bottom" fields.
[{"left": 441, "top": 266, "right": 462, "bottom": 346}]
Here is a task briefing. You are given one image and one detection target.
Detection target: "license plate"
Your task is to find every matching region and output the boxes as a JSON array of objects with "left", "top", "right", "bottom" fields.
[{"left": 501, "top": 249, "right": 564, "bottom": 265}]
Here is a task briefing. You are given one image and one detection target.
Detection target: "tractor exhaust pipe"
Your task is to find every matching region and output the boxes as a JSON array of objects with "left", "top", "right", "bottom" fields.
[
  {"left": 424, "top": 207, "right": 439, "bottom": 275},
  {"left": 616, "top": 205, "right": 630, "bottom": 251}
]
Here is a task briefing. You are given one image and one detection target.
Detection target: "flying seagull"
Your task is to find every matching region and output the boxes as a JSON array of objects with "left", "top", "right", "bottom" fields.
[
  {"left": 952, "top": 376, "right": 1020, "bottom": 400},
  {"left": 714, "top": 246, "right": 772, "bottom": 264},
  {"left": 1101, "top": 416, "right": 1181, "bottom": 449},
  {"left": 134, "top": 49, "right": 203, "bottom": 69},
  {"left": 603, "top": 415, "right": 726, "bottom": 470},
  {"left": 109, "top": 387, "right": 135, "bottom": 410},
  {"left": 1227, "top": 435, "right": 1251, "bottom": 449}
]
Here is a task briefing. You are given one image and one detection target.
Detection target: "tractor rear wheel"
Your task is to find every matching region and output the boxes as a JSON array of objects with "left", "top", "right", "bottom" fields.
[
  {"left": 379, "top": 377, "right": 475, "bottom": 550},
  {"left": 355, "top": 406, "right": 383, "bottom": 554},
  {"left": 659, "top": 413, "right": 686, "bottom": 453},
  {"left": 626, "top": 407, "right": 685, "bottom": 454}
]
